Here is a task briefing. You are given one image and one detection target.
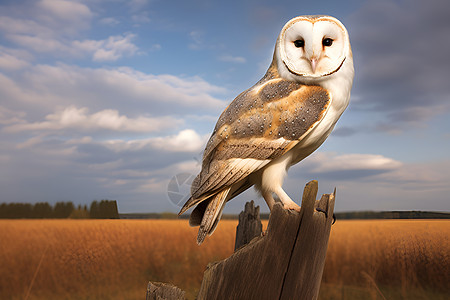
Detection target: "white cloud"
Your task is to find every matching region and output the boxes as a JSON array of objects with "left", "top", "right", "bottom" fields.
[
  {"left": 188, "top": 31, "right": 204, "bottom": 50},
  {"left": 36, "top": 0, "right": 92, "bottom": 34},
  {"left": 99, "top": 17, "right": 120, "bottom": 26},
  {"left": 104, "top": 129, "right": 207, "bottom": 153},
  {"left": 131, "top": 13, "right": 151, "bottom": 24},
  {"left": 0, "top": 49, "right": 29, "bottom": 70},
  {"left": 128, "top": 0, "right": 149, "bottom": 12},
  {"left": 0, "top": 106, "right": 26, "bottom": 125},
  {"left": 150, "top": 44, "right": 161, "bottom": 51},
  {"left": 0, "top": 64, "right": 226, "bottom": 116},
  {"left": 0, "top": 16, "right": 54, "bottom": 37},
  {"left": 0, "top": 0, "right": 92, "bottom": 38},
  {"left": 37, "top": 0, "right": 92, "bottom": 21},
  {"left": 4, "top": 106, "right": 182, "bottom": 133},
  {"left": 219, "top": 55, "right": 246, "bottom": 64},
  {"left": 291, "top": 151, "right": 450, "bottom": 194},
  {"left": 369, "top": 160, "right": 450, "bottom": 191},
  {"left": 6, "top": 33, "right": 140, "bottom": 61},
  {"left": 8, "top": 34, "right": 71, "bottom": 54},
  {"left": 149, "top": 129, "right": 207, "bottom": 152},
  {"left": 0, "top": 1, "right": 137, "bottom": 62},
  {"left": 308, "top": 153, "right": 402, "bottom": 173},
  {"left": 74, "top": 33, "right": 139, "bottom": 61}
]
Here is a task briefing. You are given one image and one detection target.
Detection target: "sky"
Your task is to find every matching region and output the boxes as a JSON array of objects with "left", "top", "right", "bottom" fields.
[{"left": 0, "top": 0, "right": 449, "bottom": 214}]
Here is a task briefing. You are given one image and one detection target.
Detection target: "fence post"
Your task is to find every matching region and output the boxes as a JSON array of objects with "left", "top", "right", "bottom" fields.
[{"left": 197, "top": 180, "right": 335, "bottom": 300}]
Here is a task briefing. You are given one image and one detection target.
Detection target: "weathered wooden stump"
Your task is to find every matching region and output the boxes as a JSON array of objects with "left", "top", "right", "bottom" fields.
[
  {"left": 146, "top": 180, "right": 335, "bottom": 300},
  {"left": 146, "top": 282, "right": 185, "bottom": 300},
  {"left": 234, "top": 200, "right": 263, "bottom": 251},
  {"left": 197, "top": 180, "right": 335, "bottom": 300}
]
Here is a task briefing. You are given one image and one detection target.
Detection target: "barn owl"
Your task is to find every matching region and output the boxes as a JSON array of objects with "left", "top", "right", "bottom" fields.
[{"left": 179, "top": 15, "right": 354, "bottom": 244}]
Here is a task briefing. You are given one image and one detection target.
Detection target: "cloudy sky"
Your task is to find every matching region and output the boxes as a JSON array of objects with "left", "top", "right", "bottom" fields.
[{"left": 1, "top": 0, "right": 449, "bottom": 214}]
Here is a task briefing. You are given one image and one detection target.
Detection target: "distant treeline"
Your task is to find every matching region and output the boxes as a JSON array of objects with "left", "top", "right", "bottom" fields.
[
  {"left": 120, "top": 213, "right": 247, "bottom": 220},
  {"left": 120, "top": 210, "right": 450, "bottom": 220},
  {"left": 335, "top": 210, "right": 450, "bottom": 220},
  {"left": 0, "top": 200, "right": 119, "bottom": 219}
]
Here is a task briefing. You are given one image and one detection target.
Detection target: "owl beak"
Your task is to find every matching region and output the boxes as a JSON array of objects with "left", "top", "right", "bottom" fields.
[{"left": 310, "top": 58, "right": 318, "bottom": 73}]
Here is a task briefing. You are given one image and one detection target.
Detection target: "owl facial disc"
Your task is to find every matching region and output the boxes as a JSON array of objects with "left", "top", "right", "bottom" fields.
[{"left": 278, "top": 16, "right": 349, "bottom": 78}]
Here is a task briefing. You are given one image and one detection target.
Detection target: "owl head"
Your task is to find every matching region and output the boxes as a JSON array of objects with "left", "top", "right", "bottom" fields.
[{"left": 274, "top": 15, "right": 353, "bottom": 83}]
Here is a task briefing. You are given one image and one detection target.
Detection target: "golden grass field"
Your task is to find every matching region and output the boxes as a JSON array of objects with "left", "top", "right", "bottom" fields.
[{"left": 0, "top": 219, "right": 448, "bottom": 300}]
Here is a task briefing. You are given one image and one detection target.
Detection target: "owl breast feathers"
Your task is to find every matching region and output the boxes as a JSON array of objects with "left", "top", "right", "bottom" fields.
[{"left": 179, "top": 15, "right": 354, "bottom": 244}]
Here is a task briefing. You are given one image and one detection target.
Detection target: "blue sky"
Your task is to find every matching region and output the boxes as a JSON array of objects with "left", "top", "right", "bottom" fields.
[{"left": 0, "top": 0, "right": 449, "bottom": 213}]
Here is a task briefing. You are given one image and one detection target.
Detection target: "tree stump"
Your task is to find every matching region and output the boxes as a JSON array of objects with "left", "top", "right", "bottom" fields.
[
  {"left": 197, "top": 180, "right": 335, "bottom": 300},
  {"left": 146, "top": 180, "right": 335, "bottom": 300},
  {"left": 234, "top": 200, "right": 263, "bottom": 251}
]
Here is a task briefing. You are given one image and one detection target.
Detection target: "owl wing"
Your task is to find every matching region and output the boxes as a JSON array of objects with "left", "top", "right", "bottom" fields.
[{"left": 179, "top": 78, "right": 331, "bottom": 215}]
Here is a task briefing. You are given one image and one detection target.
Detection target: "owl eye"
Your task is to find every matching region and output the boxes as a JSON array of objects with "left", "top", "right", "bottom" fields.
[
  {"left": 322, "top": 38, "right": 333, "bottom": 47},
  {"left": 293, "top": 39, "right": 304, "bottom": 48}
]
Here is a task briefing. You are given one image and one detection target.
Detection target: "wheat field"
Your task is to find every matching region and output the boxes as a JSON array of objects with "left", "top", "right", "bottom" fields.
[{"left": 0, "top": 219, "right": 448, "bottom": 300}]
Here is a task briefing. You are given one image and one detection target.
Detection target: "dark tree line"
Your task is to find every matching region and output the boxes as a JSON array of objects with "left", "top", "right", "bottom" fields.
[
  {"left": 89, "top": 200, "right": 119, "bottom": 219},
  {"left": 0, "top": 200, "right": 119, "bottom": 219}
]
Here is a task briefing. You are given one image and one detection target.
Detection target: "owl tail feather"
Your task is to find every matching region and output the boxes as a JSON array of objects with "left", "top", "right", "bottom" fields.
[{"left": 196, "top": 188, "right": 230, "bottom": 245}]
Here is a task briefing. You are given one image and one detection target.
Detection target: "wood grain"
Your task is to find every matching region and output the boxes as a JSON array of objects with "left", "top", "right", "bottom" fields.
[{"left": 197, "top": 180, "right": 335, "bottom": 300}]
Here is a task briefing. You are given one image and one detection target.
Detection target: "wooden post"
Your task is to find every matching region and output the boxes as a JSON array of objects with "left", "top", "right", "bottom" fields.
[
  {"left": 146, "top": 180, "right": 335, "bottom": 300},
  {"left": 234, "top": 200, "right": 263, "bottom": 251},
  {"left": 197, "top": 180, "right": 335, "bottom": 300}
]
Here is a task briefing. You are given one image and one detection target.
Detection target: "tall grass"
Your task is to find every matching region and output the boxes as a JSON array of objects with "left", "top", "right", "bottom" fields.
[
  {"left": 0, "top": 219, "right": 236, "bottom": 299},
  {"left": 320, "top": 220, "right": 449, "bottom": 299},
  {"left": 0, "top": 219, "right": 448, "bottom": 299}
]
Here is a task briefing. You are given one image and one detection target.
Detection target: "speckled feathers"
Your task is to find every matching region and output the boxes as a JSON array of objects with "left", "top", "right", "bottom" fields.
[
  {"left": 179, "top": 15, "right": 354, "bottom": 245},
  {"left": 180, "top": 63, "right": 330, "bottom": 213}
]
